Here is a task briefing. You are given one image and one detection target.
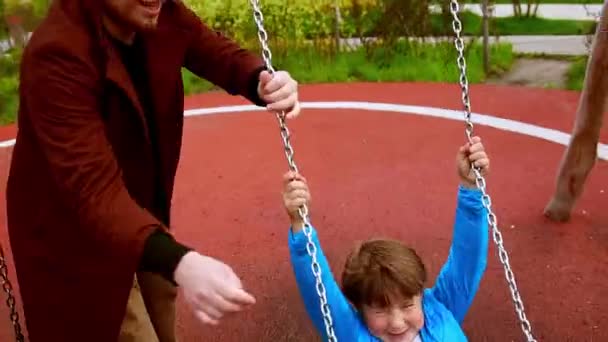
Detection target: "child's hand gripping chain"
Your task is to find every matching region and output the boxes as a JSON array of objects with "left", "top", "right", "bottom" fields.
[
  {"left": 457, "top": 136, "right": 490, "bottom": 188},
  {"left": 282, "top": 171, "right": 311, "bottom": 232}
]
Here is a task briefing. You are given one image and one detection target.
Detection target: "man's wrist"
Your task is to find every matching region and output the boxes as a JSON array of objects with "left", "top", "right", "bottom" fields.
[
  {"left": 138, "top": 228, "right": 193, "bottom": 286},
  {"left": 248, "top": 66, "right": 267, "bottom": 107},
  {"left": 173, "top": 250, "right": 198, "bottom": 286}
]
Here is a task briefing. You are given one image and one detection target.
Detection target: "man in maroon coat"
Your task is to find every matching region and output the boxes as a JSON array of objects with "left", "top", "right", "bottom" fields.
[{"left": 6, "top": 0, "right": 300, "bottom": 341}]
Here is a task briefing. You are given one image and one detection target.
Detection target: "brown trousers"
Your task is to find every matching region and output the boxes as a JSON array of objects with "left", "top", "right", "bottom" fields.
[{"left": 118, "top": 272, "right": 178, "bottom": 342}]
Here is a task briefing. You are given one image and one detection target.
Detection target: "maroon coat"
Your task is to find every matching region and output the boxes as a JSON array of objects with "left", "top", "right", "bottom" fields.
[{"left": 6, "top": 1, "right": 265, "bottom": 341}]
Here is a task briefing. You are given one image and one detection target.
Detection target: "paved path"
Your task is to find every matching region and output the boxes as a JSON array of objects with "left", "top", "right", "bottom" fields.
[
  {"left": 2, "top": 34, "right": 592, "bottom": 57},
  {"left": 341, "top": 34, "right": 590, "bottom": 56},
  {"left": 431, "top": 3, "right": 604, "bottom": 20},
  {"left": 498, "top": 35, "right": 589, "bottom": 55}
]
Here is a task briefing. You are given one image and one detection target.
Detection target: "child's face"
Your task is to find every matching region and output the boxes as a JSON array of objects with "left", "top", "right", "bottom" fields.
[{"left": 361, "top": 294, "right": 424, "bottom": 342}]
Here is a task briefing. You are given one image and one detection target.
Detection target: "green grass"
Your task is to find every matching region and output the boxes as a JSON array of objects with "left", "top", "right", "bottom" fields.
[
  {"left": 0, "top": 76, "right": 19, "bottom": 125},
  {"left": 0, "top": 41, "right": 514, "bottom": 125},
  {"left": 489, "top": 16, "right": 595, "bottom": 36},
  {"left": 566, "top": 56, "right": 588, "bottom": 90},
  {"left": 438, "top": 11, "right": 597, "bottom": 36},
  {"left": 0, "top": 50, "right": 21, "bottom": 125},
  {"left": 180, "top": 41, "right": 514, "bottom": 96},
  {"left": 274, "top": 42, "right": 513, "bottom": 84}
]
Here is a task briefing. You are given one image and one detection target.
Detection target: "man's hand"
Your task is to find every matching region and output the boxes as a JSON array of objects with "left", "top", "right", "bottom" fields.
[
  {"left": 257, "top": 70, "right": 300, "bottom": 119},
  {"left": 282, "top": 171, "right": 310, "bottom": 231},
  {"left": 456, "top": 136, "right": 490, "bottom": 188},
  {"left": 174, "top": 251, "right": 256, "bottom": 326}
]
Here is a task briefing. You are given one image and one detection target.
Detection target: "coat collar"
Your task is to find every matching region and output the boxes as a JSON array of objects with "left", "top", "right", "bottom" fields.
[{"left": 55, "top": 0, "right": 178, "bottom": 142}]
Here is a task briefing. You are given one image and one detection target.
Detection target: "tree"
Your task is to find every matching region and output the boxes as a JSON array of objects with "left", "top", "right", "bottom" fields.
[
  {"left": 512, "top": 0, "right": 540, "bottom": 18},
  {"left": 333, "top": 0, "right": 341, "bottom": 51},
  {"left": 0, "top": 0, "right": 8, "bottom": 44},
  {"left": 544, "top": 3, "right": 607, "bottom": 222},
  {"left": 31, "top": 0, "right": 51, "bottom": 18},
  {"left": 2, "top": 0, "right": 51, "bottom": 49}
]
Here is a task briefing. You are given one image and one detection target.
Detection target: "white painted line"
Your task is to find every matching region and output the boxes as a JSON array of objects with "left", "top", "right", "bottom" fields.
[
  {"left": 184, "top": 101, "right": 608, "bottom": 161},
  {"left": 0, "top": 139, "right": 15, "bottom": 148},
  {"left": 2, "top": 101, "right": 607, "bottom": 161}
]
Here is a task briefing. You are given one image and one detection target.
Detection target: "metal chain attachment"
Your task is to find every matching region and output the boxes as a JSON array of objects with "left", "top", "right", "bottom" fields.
[
  {"left": 0, "top": 246, "right": 24, "bottom": 342},
  {"left": 449, "top": 2, "right": 536, "bottom": 341},
  {"left": 247, "top": 1, "right": 338, "bottom": 341}
]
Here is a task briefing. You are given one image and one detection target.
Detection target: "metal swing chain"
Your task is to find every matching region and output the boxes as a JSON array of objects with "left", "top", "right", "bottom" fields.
[
  {"left": 0, "top": 246, "right": 24, "bottom": 342},
  {"left": 248, "top": 1, "right": 338, "bottom": 341},
  {"left": 449, "top": 2, "right": 536, "bottom": 342},
  {"left": 248, "top": 2, "right": 535, "bottom": 342}
]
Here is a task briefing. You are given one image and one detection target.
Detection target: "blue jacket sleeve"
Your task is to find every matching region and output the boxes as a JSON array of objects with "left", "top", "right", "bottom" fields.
[
  {"left": 288, "top": 225, "right": 370, "bottom": 342},
  {"left": 429, "top": 185, "right": 489, "bottom": 324}
]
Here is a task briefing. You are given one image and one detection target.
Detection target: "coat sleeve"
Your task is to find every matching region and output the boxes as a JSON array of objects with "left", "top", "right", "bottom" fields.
[
  {"left": 20, "top": 43, "right": 162, "bottom": 268},
  {"left": 178, "top": 3, "right": 267, "bottom": 106},
  {"left": 428, "top": 185, "right": 489, "bottom": 324}
]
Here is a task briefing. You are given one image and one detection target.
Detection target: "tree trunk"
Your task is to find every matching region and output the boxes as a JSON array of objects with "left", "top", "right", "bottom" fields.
[
  {"left": 525, "top": 0, "right": 532, "bottom": 17},
  {"left": 532, "top": 0, "right": 541, "bottom": 17},
  {"left": 482, "top": 0, "right": 490, "bottom": 75},
  {"left": 544, "top": 3, "right": 608, "bottom": 222},
  {"left": 512, "top": 0, "right": 522, "bottom": 17},
  {"left": 333, "top": 0, "right": 341, "bottom": 52},
  {"left": 6, "top": 15, "right": 27, "bottom": 49}
]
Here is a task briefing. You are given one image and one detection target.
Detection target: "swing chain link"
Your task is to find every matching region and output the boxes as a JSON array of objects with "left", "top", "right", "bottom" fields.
[
  {"left": 248, "top": 1, "right": 338, "bottom": 341},
  {"left": 0, "top": 247, "right": 24, "bottom": 342},
  {"left": 449, "top": 2, "right": 536, "bottom": 342}
]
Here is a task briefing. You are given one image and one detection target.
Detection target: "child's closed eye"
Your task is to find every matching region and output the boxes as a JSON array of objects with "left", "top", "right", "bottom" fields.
[
  {"left": 367, "top": 306, "right": 388, "bottom": 315},
  {"left": 400, "top": 302, "right": 414, "bottom": 309}
]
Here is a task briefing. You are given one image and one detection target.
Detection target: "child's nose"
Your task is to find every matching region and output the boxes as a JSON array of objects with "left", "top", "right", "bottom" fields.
[{"left": 388, "top": 311, "right": 406, "bottom": 328}]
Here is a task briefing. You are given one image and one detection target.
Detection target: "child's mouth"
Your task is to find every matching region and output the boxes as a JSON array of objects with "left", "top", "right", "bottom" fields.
[{"left": 385, "top": 330, "right": 407, "bottom": 341}]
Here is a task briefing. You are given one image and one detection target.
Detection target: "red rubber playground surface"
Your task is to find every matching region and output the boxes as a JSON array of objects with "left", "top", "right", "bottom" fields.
[{"left": 0, "top": 82, "right": 607, "bottom": 341}]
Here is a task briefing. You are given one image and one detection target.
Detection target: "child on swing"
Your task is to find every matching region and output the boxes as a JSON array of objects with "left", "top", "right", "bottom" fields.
[{"left": 282, "top": 136, "right": 490, "bottom": 342}]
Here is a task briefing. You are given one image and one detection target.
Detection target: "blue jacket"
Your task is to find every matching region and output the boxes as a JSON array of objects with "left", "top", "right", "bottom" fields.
[{"left": 288, "top": 186, "right": 488, "bottom": 341}]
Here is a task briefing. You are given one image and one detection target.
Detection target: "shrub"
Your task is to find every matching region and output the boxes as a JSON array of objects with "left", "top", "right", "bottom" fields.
[{"left": 0, "top": 48, "right": 22, "bottom": 124}]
